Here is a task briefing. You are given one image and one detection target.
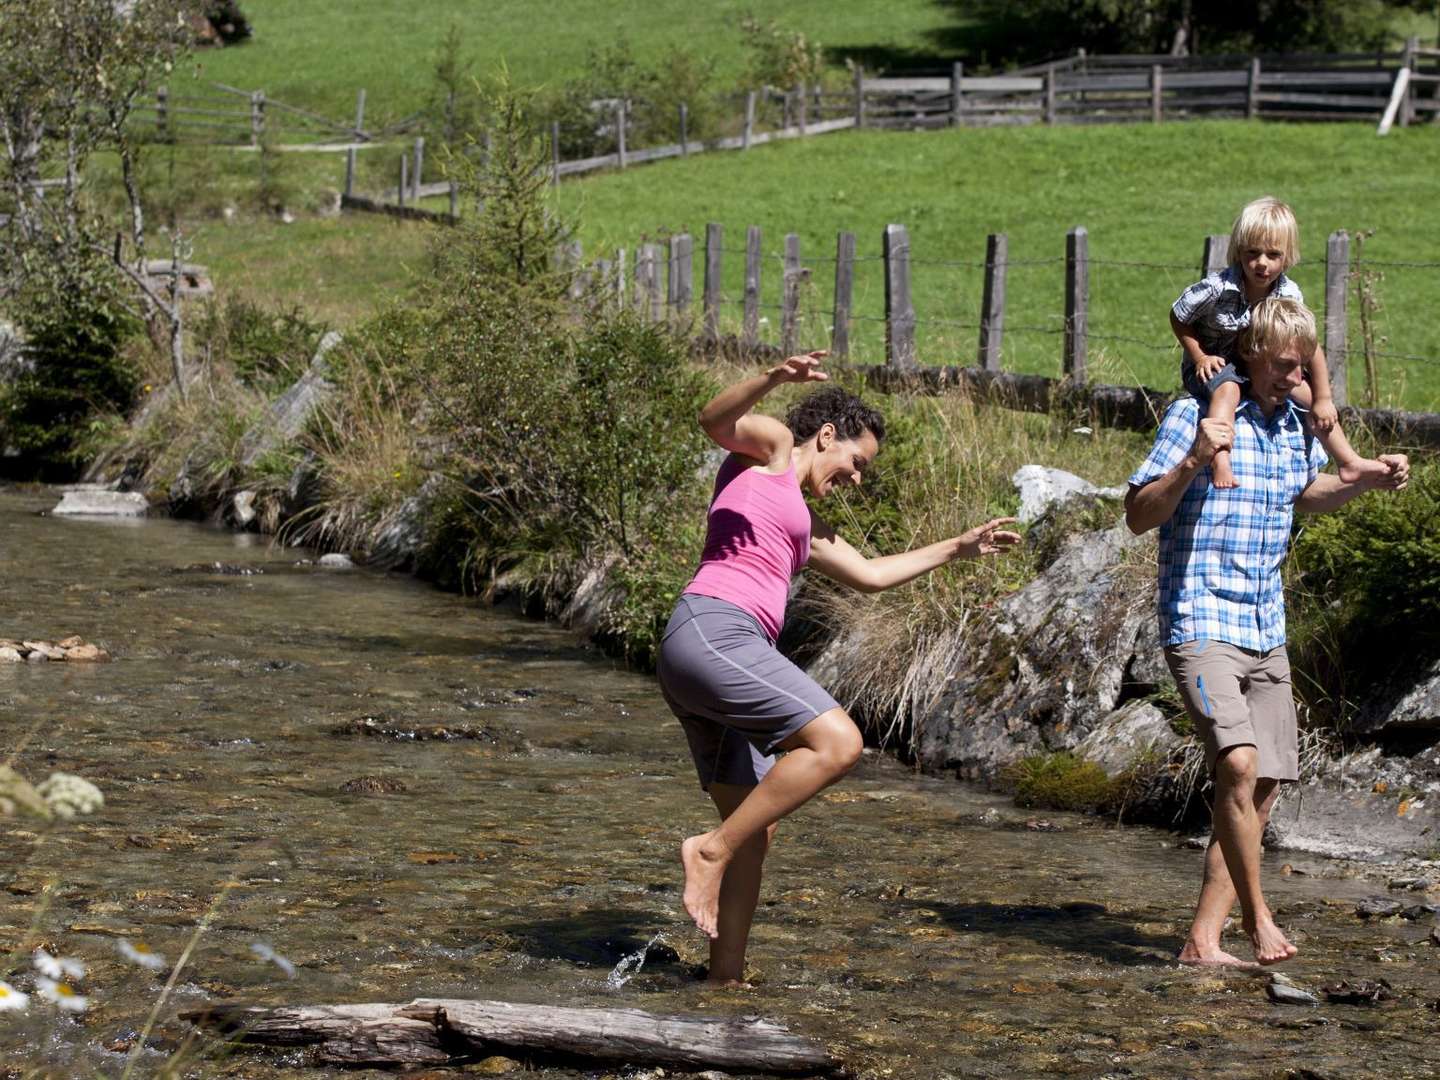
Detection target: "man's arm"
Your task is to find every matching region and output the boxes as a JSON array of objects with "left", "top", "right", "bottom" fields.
[
  {"left": 1125, "top": 417, "right": 1232, "bottom": 535},
  {"left": 1295, "top": 453, "right": 1409, "bottom": 513}
]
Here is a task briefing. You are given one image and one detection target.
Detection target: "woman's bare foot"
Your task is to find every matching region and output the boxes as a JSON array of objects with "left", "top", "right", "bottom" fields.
[
  {"left": 1177, "top": 941, "right": 1260, "bottom": 970},
  {"left": 680, "top": 832, "right": 730, "bottom": 939},
  {"left": 1338, "top": 456, "right": 1393, "bottom": 485},
  {"left": 1211, "top": 452, "right": 1239, "bottom": 489},
  {"left": 1244, "top": 916, "right": 1297, "bottom": 965}
]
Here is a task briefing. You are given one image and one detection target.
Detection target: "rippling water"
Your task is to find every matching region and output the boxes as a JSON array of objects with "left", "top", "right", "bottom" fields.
[{"left": 3, "top": 486, "right": 1439, "bottom": 1079}]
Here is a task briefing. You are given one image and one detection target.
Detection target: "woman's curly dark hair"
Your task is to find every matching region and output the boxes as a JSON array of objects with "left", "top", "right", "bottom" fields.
[{"left": 784, "top": 386, "right": 885, "bottom": 444}]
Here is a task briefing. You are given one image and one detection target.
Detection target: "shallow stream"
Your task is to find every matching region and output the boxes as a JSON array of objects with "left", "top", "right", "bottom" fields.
[{"left": 2, "top": 487, "right": 1439, "bottom": 1079}]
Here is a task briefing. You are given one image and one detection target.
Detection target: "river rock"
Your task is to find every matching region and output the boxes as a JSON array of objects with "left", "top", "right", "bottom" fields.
[
  {"left": 232, "top": 490, "right": 257, "bottom": 528},
  {"left": 1266, "top": 975, "right": 1318, "bottom": 1006},
  {"left": 1012, "top": 465, "right": 1126, "bottom": 524},
  {"left": 63, "top": 643, "right": 110, "bottom": 663},
  {"left": 51, "top": 490, "right": 149, "bottom": 516},
  {"left": 0, "top": 647, "right": 21, "bottom": 663},
  {"left": 1356, "top": 656, "right": 1440, "bottom": 735},
  {"left": 1074, "top": 700, "right": 1181, "bottom": 777},
  {"left": 911, "top": 521, "right": 1153, "bottom": 779},
  {"left": 339, "top": 776, "right": 407, "bottom": 795},
  {"left": 318, "top": 553, "right": 353, "bottom": 569},
  {"left": 1356, "top": 897, "right": 1405, "bottom": 919}
]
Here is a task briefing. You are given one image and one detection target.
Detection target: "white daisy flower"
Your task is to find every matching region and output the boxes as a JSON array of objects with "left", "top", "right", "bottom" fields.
[
  {"left": 32, "top": 949, "right": 85, "bottom": 981},
  {"left": 36, "top": 977, "right": 87, "bottom": 1012},
  {"left": 117, "top": 940, "right": 168, "bottom": 971},
  {"left": 34, "top": 773, "right": 104, "bottom": 818},
  {"left": 249, "top": 941, "right": 296, "bottom": 978},
  {"left": 0, "top": 981, "right": 29, "bottom": 1012}
]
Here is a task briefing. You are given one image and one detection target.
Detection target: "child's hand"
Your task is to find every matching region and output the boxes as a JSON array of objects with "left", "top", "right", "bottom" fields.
[
  {"left": 1310, "top": 398, "right": 1338, "bottom": 432},
  {"left": 1195, "top": 354, "right": 1228, "bottom": 382}
]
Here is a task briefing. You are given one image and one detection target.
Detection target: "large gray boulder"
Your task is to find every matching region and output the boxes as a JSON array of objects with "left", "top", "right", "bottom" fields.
[
  {"left": 52, "top": 487, "right": 149, "bottom": 517},
  {"left": 1011, "top": 464, "right": 1125, "bottom": 524},
  {"left": 1074, "top": 700, "right": 1182, "bottom": 777},
  {"left": 1355, "top": 657, "right": 1440, "bottom": 735}
]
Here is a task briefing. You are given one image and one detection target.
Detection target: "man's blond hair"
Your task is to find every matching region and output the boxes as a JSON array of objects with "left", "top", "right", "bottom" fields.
[
  {"left": 1227, "top": 196, "right": 1300, "bottom": 270},
  {"left": 1238, "top": 297, "right": 1317, "bottom": 366}
]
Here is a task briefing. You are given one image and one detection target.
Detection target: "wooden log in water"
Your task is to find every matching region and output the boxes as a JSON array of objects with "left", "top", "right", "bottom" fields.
[{"left": 184, "top": 997, "right": 838, "bottom": 1074}]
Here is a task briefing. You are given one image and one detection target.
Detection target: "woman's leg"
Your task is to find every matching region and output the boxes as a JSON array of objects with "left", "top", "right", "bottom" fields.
[
  {"left": 704, "top": 781, "right": 778, "bottom": 985},
  {"left": 682, "top": 707, "right": 862, "bottom": 938}
]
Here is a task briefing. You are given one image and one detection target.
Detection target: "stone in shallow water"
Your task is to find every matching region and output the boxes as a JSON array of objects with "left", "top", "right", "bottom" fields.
[
  {"left": 1321, "top": 979, "right": 1395, "bottom": 1005},
  {"left": 318, "top": 552, "right": 354, "bottom": 568},
  {"left": 339, "top": 776, "right": 407, "bottom": 795},
  {"left": 51, "top": 490, "right": 149, "bottom": 516},
  {"left": 1266, "top": 979, "right": 1319, "bottom": 1006},
  {"left": 1356, "top": 897, "right": 1405, "bottom": 919}
]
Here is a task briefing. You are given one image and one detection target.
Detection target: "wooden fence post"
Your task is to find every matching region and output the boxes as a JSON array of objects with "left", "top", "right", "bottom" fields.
[
  {"left": 1202, "top": 233, "right": 1229, "bottom": 275},
  {"left": 883, "top": 224, "right": 917, "bottom": 371},
  {"left": 1325, "top": 229, "right": 1350, "bottom": 407},
  {"left": 398, "top": 153, "right": 408, "bottom": 208},
  {"left": 1402, "top": 35, "right": 1419, "bottom": 127},
  {"left": 156, "top": 86, "right": 169, "bottom": 140},
  {"left": 1064, "top": 226, "right": 1089, "bottom": 382},
  {"left": 617, "top": 102, "right": 628, "bottom": 168},
  {"left": 353, "top": 88, "right": 367, "bottom": 139},
  {"left": 743, "top": 91, "right": 756, "bottom": 149},
  {"left": 551, "top": 121, "right": 560, "bottom": 184},
  {"left": 412, "top": 137, "right": 424, "bottom": 202},
  {"left": 1151, "top": 64, "right": 1163, "bottom": 123},
  {"left": 743, "top": 225, "right": 762, "bottom": 347},
  {"left": 1045, "top": 65, "right": 1057, "bottom": 125},
  {"left": 679, "top": 103, "right": 689, "bottom": 155},
  {"left": 637, "top": 243, "right": 662, "bottom": 322},
  {"left": 951, "top": 62, "right": 964, "bottom": 126},
  {"left": 250, "top": 90, "right": 265, "bottom": 146},
  {"left": 1247, "top": 57, "right": 1261, "bottom": 120},
  {"left": 781, "top": 234, "right": 802, "bottom": 354},
  {"left": 614, "top": 247, "right": 627, "bottom": 312},
  {"left": 344, "top": 146, "right": 356, "bottom": 199},
  {"left": 831, "top": 231, "right": 855, "bottom": 358},
  {"left": 703, "top": 223, "right": 722, "bottom": 341},
  {"left": 978, "top": 232, "right": 1008, "bottom": 372},
  {"left": 669, "top": 233, "right": 694, "bottom": 320},
  {"left": 854, "top": 66, "right": 866, "bottom": 128},
  {"left": 448, "top": 179, "right": 458, "bottom": 219},
  {"left": 797, "top": 82, "right": 807, "bottom": 134}
]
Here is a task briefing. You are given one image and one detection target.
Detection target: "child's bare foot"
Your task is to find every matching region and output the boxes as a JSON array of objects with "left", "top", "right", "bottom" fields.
[
  {"left": 1211, "top": 453, "right": 1239, "bottom": 489},
  {"left": 1338, "top": 457, "right": 1393, "bottom": 485},
  {"left": 1177, "top": 942, "right": 1261, "bottom": 970},
  {"left": 1244, "top": 916, "right": 1297, "bottom": 965},
  {"left": 680, "top": 833, "right": 730, "bottom": 939}
]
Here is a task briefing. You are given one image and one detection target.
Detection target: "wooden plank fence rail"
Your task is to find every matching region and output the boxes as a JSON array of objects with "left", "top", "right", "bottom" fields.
[{"left": 591, "top": 220, "right": 1440, "bottom": 449}]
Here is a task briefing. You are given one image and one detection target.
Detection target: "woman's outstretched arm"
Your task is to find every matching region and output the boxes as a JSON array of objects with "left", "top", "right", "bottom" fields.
[
  {"left": 807, "top": 511, "right": 1021, "bottom": 593},
  {"left": 698, "top": 351, "right": 827, "bottom": 467}
]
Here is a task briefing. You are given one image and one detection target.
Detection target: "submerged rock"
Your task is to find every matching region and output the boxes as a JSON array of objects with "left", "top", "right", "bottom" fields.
[
  {"left": 339, "top": 776, "right": 407, "bottom": 795},
  {"left": 52, "top": 489, "right": 149, "bottom": 517},
  {"left": 1356, "top": 897, "right": 1405, "bottom": 919},
  {"left": 1321, "top": 979, "right": 1395, "bottom": 1005}
]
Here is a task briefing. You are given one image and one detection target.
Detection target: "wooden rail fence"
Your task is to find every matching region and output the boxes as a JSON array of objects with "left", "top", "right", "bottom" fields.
[{"left": 563, "top": 222, "right": 1440, "bottom": 447}]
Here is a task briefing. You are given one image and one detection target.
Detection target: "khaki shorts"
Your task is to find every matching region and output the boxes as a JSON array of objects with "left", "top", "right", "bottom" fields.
[{"left": 1164, "top": 639, "right": 1299, "bottom": 782}]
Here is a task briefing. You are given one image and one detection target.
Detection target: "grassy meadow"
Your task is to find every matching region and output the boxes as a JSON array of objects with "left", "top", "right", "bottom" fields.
[{"left": 155, "top": 118, "right": 1440, "bottom": 411}]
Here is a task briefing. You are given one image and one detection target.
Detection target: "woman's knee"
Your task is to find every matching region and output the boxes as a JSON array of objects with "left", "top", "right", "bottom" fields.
[{"left": 815, "top": 709, "right": 863, "bottom": 775}]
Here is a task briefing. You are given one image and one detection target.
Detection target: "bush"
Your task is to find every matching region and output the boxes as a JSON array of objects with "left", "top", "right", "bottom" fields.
[
  {"left": 193, "top": 294, "right": 328, "bottom": 392},
  {"left": 1006, "top": 752, "right": 1118, "bottom": 813}
]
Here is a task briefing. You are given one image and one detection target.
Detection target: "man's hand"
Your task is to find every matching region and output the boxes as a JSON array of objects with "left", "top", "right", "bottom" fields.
[
  {"left": 768, "top": 350, "right": 829, "bottom": 384},
  {"left": 1194, "top": 353, "right": 1229, "bottom": 382},
  {"left": 1370, "top": 453, "right": 1410, "bottom": 491},
  {"left": 1310, "top": 397, "right": 1338, "bottom": 433},
  {"left": 1192, "top": 417, "right": 1233, "bottom": 467}
]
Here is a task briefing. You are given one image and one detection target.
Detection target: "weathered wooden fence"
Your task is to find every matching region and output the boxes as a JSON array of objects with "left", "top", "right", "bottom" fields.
[{"left": 566, "top": 223, "right": 1440, "bottom": 445}]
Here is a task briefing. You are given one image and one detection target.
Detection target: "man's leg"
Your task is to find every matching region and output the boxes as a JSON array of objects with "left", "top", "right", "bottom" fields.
[
  {"left": 1179, "top": 778, "right": 1281, "bottom": 967},
  {"left": 704, "top": 781, "right": 777, "bottom": 985},
  {"left": 682, "top": 708, "right": 862, "bottom": 938},
  {"left": 1207, "top": 747, "right": 1295, "bottom": 964}
]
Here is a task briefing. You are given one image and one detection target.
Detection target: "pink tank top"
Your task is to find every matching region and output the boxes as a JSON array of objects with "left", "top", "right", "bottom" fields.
[{"left": 683, "top": 454, "right": 812, "bottom": 641}]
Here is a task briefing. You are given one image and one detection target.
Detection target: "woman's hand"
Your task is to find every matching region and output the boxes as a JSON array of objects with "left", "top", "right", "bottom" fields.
[
  {"left": 954, "top": 517, "right": 1022, "bottom": 560},
  {"left": 768, "top": 351, "right": 829, "bottom": 384}
]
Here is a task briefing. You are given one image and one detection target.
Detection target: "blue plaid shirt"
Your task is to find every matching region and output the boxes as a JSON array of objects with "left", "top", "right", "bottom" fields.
[{"left": 1128, "top": 396, "right": 1327, "bottom": 651}]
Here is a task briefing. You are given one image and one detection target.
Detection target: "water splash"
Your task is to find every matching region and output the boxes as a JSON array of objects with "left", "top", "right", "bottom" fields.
[{"left": 605, "top": 932, "right": 665, "bottom": 990}]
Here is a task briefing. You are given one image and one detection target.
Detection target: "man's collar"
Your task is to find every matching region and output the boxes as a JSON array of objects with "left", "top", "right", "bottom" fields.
[{"left": 1238, "top": 395, "right": 1303, "bottom": 429}]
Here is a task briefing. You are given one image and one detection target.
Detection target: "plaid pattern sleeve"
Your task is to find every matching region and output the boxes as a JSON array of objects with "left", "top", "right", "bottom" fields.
[
  {"left": 1171, "top": 273, "right": 1224, "bottom": 325},
  {"left": 1129, "top": 398, "right": 1199, "bottom": 490}
]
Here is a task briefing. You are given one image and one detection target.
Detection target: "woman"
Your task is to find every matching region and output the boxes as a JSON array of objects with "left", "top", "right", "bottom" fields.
[{"left": 658, "top": 351, "right": 1020, "bottom": 984}]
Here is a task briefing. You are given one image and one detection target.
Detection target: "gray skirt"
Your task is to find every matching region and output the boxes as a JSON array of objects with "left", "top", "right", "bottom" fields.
[{"left": 657, "top": 593, "right": 840, "bottom": 790}]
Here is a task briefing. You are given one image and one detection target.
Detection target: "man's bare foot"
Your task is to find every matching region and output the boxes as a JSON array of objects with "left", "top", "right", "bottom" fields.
[
  {"left": 1338, "top": 457, "right": 1393, "bottom": 485},
  {"left": 702, "top": 976, "right": 753, "bottom": 990},
  {"left": 1177, "top": 942, "right": 1260, "bottom": 970},
  {"left": 1211, "top": 453, "right": 1239, "bottom": 489},
  {"left": 1244, "top": 917, "right": 1297, "bottom": 965},
  {"left": 680, "top": 832, "right": 730, "bottom": 939}
]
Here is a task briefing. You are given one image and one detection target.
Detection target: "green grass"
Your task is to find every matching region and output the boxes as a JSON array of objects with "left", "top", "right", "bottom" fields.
[
  {"left": 158, "top": 119, "right": 1440, "bottom": 411},
  {"left": 189, "top": 0, "right": 964, "bottom": 125}
]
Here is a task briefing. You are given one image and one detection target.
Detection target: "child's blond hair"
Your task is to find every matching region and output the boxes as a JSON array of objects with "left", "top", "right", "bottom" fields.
[
  {"left": 1238, "top": 297, "right": 1317, "bottom": 366},
  {"left": 1227, "top": 196, "right": 1300, "bottom": 270}
]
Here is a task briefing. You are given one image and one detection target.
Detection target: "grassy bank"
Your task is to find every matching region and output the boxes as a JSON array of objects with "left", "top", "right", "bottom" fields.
[{"left": 138, "top": 120, "right": 1440, "bottom": 411}]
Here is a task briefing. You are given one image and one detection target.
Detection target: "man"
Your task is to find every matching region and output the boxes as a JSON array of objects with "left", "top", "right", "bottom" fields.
[{"left": 1125, "top": 297, "right": 1409, "bottom": 966}]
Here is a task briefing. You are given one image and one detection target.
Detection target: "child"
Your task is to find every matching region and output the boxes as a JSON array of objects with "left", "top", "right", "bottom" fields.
[{"left": 1170, "top": 196, "right": 1374, "bottom": 489}]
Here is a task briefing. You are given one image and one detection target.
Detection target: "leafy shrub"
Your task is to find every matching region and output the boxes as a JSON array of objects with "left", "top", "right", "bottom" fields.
[{"left": 193, "top": 294, "right": 327, "bottom": 392}]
